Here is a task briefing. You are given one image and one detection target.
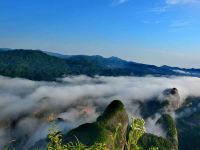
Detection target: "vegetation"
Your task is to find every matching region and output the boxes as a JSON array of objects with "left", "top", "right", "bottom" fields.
[
  {"left": 127, "top": 118, "right": 145, "bottom": 150},
  {"left": 0, "top": 49, "right": 178, "bottom": 81},
  {"left": 157, "top": 114, "right": 178, "bottom": 147},
  {"left": 138, "top": 114, "right": 178, "bottom": 150},
  {"left": 176, "top": 97, "right": 200, "bottom": 150},
  {"left": 0, "top": 50, "right": 69, "bottom": 81},
  {"left": 4, "top": 100, "right": 179, "bottom": 150},
  {"left": 47, "top": 118, "right": 158, "bottom": 150},
  {"left": 64, "top": 100, "right": 129, "bottom": 149},
  {"left": 139, "top": 133, "right": 174, "bottom": 150}
]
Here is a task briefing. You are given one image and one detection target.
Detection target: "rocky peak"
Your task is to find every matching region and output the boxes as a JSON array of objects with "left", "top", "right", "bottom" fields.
[
  {"left": 163, "top": 88, "right": 179, "bottom": 96},
  {"left": 161, "top": 88, "right": 181, "bottom": 112},
  {"left": 64, "top": 100, "right": 129, "bottom": 150},
  {"left": 97, "top": 100, "right": 128, "bottom": 130}
]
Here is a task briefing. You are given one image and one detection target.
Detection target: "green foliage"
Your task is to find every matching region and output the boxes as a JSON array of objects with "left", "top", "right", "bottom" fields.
[
  {"left": 127, "top": 118, "right": 145, "bottom": 150},
  {"left": 0, "top": 49, "right": 178, "bottom": 81},
  {"left": 47, "top": 118, "right": 157, "bottom": 150},
  {"left": 97, "top": 100, "right": 125, "bottom": 123},
  {"left": 157, "top": 114, "right": 178, "bottom": 149},
  {"left": 149, "top": 147, "right": 159, "bottom": 150},
  {"left": 48, "top": 123, "right": 63, "bottom": 150},
  {"left": 112, "top": 123, "right": 124, "bottom": 150},
  {"left": 139, "top": 133, "right": 173, "bottom": 150},
  {"left": 64, "top": 55, "right": 103, "bottom": 76},
  {"left": 64, "top": 100, "right": 129, "bottom": 150},
  {"left": 47, "top": 122, "right": 116, "bottom": 150},
  {"left": 0, "top": 50, "right": 69, "bottom": 81},
  {"left": 159, "top": 114, "right": 177, "bottom": 140},
  {"left": 64, "top": 122, "right": 112, "bottom": 146},
  {"left": 176, "top": 97, "right": 200, "bottom": 150}
]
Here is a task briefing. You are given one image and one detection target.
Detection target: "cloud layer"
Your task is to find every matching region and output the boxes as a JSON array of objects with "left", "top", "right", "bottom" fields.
[{"left": 1, "top": 75, "right": 200, "bottom": 148}]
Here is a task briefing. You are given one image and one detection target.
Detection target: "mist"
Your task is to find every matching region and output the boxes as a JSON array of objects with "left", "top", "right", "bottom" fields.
[{"left": 1, "top": 75, "right": 200, "bottom": 148}]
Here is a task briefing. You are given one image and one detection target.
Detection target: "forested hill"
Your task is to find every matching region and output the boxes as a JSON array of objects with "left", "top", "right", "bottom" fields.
[
  {"left": 0, "top": 50, "right": 69, "bottom": 81},
  {"left": 0, "top": 49, "right": 200, "bottom": 81}
]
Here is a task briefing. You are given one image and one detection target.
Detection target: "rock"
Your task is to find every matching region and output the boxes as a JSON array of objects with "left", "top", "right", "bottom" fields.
[
  {"left": 64, "top": 100, "right": 129, "bottom": 150},
  {"left": 137, "top": 88, "right": 181, "bottom": 119},
  {"left": 162, "top": 88, "right": 180, "bottom": 112}
]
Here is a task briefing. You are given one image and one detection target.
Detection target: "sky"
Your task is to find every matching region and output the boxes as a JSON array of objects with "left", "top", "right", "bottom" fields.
[{"left": 0, "top": 0, "right": 200, "bottom": 68}]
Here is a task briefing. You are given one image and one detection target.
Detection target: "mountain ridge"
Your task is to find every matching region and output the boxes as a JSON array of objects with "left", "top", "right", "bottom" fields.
[
  {"left": 0, "top": 48, "right": 200, "bottom": 81},
  {"left": 2, "top": 47, "right": 200, "bottom": 69}
]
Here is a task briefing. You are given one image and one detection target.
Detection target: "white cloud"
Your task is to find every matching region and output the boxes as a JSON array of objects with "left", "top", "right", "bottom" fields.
[
  {"left": 112, "top": 0, "right": 129, "bottom": 5},
  {"left": 166, "top": 0, "right": 200, "bottom": 5},
  {"left": 1, "top": 75, "right": 200, "bottom": 148},
  {"left": 150, "top": 0, "right": 200, "bottom": 13}
]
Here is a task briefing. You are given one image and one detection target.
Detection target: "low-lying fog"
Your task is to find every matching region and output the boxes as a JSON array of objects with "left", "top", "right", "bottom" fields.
[{"left": 1, "top": 75, "right": 200, "bottom": 148}]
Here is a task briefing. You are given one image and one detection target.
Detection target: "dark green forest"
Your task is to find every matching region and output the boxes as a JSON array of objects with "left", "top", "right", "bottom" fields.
[{"left": 0, "top": 49, "right": 188, "bottom": 81}]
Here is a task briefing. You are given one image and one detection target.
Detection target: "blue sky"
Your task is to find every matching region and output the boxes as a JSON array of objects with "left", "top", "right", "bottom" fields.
[{"left": 0, "top": 0, "right": 200, "bottom": 67}]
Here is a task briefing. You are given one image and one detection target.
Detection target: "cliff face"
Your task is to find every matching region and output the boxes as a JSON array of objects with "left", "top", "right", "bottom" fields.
[{"left": 64, "top": 100, "right": 129, "bottom": 150}]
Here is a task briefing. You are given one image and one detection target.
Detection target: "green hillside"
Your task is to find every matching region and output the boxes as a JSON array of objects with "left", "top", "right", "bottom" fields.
[{"left": 0, "top": 50, "right": 69, "bottom": 81}]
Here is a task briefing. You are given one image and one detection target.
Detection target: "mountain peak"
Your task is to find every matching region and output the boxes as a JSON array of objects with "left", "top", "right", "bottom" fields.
[
  {"left": 108, "top": 56, "right": 123, "bottom": 61},
  {"left": 64, "top": 100, "right": 129, "bottom": 149}
]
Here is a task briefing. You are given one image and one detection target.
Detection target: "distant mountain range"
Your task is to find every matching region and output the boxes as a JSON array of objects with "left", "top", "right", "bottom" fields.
[{"left": 0, "top": 48, "right": 200, "bottom": 81}]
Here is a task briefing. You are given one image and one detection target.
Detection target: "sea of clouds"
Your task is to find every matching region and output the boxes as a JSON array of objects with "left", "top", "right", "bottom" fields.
[{"left": 1, "top": 75, "right": 200, "bottom": 148}]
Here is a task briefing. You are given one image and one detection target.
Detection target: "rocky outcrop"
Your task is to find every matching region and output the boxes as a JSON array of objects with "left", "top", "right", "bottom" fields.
[
  {"left": 161, "top": 88, "right": 180, "bottom": 112},
  {"left": 138, "top": 88, "right": 181, "bottom": 119},
  {"left": 64, "top": 100, "right": 129, "bottom": 150}
]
